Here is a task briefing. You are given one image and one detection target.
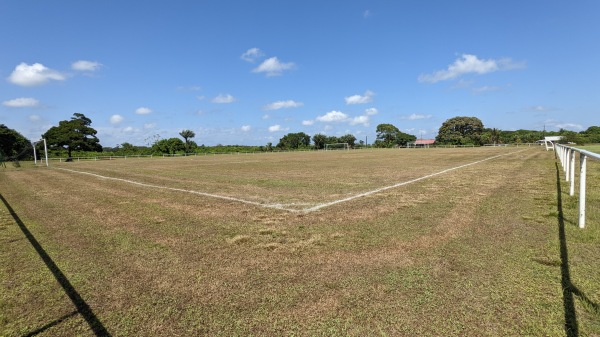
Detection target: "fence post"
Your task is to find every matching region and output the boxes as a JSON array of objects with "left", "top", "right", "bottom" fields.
[
  {"left": 579, "top": 154, "right": 587, "bottom": 228},
  {"left": 569, "top": 150, "right": 575, "bottom": 196}
]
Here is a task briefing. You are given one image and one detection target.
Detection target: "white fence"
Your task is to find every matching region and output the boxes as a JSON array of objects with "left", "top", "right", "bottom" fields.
[{"left": 555, "top": 144, "right": 600, "bottom": 228}]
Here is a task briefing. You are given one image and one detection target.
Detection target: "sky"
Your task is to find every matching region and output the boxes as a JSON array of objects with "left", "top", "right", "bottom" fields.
[{"left": 1, "top": 1, "right": 599, "bottom": 147}]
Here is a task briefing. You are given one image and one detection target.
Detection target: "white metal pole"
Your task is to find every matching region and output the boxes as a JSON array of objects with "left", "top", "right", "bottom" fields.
[
  {"left": 565, "top": 148, "right": 570, "bottom": 181},
  {"left": 578, "top": 154, "right": 587, "bottom": 228},
  {"left": 43, "top": 138, "right": 49, "bottom": 167},
  {"left": 33, "top": 142, "right": 38, "bottom": 165},
  {"left": 569, "top": 150, "right": 575, "bottom": 196}
]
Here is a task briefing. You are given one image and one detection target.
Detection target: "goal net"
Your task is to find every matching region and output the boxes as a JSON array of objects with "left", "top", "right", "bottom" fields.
[{"left": 324, "top": 143, "right": 350, "bottom": 151}]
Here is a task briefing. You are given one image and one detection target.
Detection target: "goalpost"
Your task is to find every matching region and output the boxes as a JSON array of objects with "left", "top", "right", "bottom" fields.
[
  {"left": 32, "top": 138, "right": 49, "bottom": 166},
  {"left": 324, "top": 143, "right": 350, "bottom": 151}
]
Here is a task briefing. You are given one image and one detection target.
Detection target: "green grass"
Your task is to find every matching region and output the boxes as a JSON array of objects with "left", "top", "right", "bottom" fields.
[{"left": 1, "top": 147, "right": 599, "bottom": 336}]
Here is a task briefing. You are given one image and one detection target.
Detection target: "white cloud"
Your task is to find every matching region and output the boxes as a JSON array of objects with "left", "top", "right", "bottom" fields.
[
  {"left": 110, "top": 114, "right": 124, "bottom": 125},
  {"left": 302, "top": 120, "right": 315, "bottom": 126},
  {"left": 144, "top": 123, "right": 156, "bottom": 129},
  {"left": 365, "top": 107, "right": 378, "bottom": 115},
  {"left": 71, "top": 60, "right": 102, "bottom": 71},
  {"left": 241, "top": 125, "right": 251, "bottom": 132},
  {"left": 402, "top": 113, "right": 432, "bottom": 120},
  {"left": 262, "top": 114, "right": 270, "bottom": 120},
  {"left": 316, "top": 110, "right": 349, "bottom": 122},
  {"left": 349, "top": 115, "right": 370, "bottom": 126},
  {"left": 212, "top": 94, "right": 236, "bottom": 103},
  {"left": 544, "top": 119, "right": 583, "bottom": 131},
  {"left": 253, "top": 57, "right": 295, "bottom": 77},
  {"left": 345, "top": 90, "right": 374, "bottom": 104},
  {"left": 135, "top": 107, "right": 152, "bottom": 115},
  {"left": 268, "top": 124, "right": 288, "bottom": 132},
  {"left": 2, "top": 97, "right": 40, "bottom": 107},
  {"left": 472, "top": 85, "right": 501, "bottom": 93},
  {"left": 29, "top": 115, "right": 41, "bottom": 122},
  {"left": 123, "top": 126, "right": 134, "bottom": 132},
  {"left": 177, "top": 85, "right": 202, "bottom": 91},
  {"left": 8, "top": 62, "right": 66, "bottom": 87},
  {"left": 418, "top": 54, "right": 525, "bottom": 83},
  {"left": 264, "top": 100, "right": 304, "bottom": 110},
  {"left": 241, "top": 48, "right": 264, "bottom": 62}
]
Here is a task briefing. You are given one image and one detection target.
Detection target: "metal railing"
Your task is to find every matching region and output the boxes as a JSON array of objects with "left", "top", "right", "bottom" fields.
[{"left": 555, "top": 144, "right": 600, "bottom": 228}]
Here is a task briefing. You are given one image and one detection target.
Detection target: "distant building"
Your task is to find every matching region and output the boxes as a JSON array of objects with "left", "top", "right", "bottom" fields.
[{"left": 407, "top": 139, "right": 436, "bottom": 148}]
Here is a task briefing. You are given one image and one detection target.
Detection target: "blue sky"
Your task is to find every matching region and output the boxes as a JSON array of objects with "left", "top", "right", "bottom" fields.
[{"left": 1, "top": 1, "right": 599, "bottom": 147}]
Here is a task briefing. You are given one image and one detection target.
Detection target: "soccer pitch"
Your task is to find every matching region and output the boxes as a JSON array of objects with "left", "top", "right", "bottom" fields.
[
  {"left": 48, "top": 147, "right": 526, "bottom": 212},
  {"left": 2, "top": 146, "right": 599, "bottom": 336}
]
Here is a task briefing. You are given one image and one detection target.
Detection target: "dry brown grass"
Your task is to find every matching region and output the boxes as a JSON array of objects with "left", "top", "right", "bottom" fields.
[{"left": 1, "top": 147, "right": 599, "bottom": 336}]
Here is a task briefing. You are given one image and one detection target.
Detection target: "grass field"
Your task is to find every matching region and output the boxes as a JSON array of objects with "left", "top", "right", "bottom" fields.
[{"left": 1, "top": 147, "right": 599, "bottom": 336}]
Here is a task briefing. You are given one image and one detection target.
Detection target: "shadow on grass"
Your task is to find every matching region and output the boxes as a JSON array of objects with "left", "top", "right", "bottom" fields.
[
  {"left": 0, "top": 193, "right": 111, "bottom": 337},
  {"left": 554, "top": 162, "right": 600, "bottom": 337}
]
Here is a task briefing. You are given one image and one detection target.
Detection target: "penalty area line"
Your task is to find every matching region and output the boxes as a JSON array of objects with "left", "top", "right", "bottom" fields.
[
  {"left": 302, "top": 149, "right": 529, "bottom": 213},
  {"left": 53, "top": 167, "right": 301, "bottom": 212}
]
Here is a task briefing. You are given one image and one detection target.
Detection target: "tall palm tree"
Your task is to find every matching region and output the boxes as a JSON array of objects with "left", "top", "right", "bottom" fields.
[{"left": 179, "top": 129, "right": 196, "bottom": 153}]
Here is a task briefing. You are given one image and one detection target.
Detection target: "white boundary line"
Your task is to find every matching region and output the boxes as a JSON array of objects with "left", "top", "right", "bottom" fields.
[{"left": 54, "top": 149, "right": 528, "bottom": 213}]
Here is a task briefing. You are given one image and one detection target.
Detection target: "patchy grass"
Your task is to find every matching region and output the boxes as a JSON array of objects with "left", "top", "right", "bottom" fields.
[{"left": 1, "top": 147, "right": 599, "bottom": 336}]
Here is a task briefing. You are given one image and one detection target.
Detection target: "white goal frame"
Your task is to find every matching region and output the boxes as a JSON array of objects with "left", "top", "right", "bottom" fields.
[
  {"left": 32, "top": 138, "right": 49, "bottom": 166},
  {"left": 324, "top": 143, "right": 350, "bottom": 151}
]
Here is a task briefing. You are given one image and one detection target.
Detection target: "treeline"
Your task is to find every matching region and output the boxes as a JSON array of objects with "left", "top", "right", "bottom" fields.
[{"left": 2, "top": 114, "right": 600, "bottom": 161}]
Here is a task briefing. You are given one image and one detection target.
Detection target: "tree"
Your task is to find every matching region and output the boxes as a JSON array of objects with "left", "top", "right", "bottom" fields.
[
  {"left": 338, "top": 134, "right": 357, "bottom": 148},
  {"left": 0, "top": 124, "right": 31, "bottom": 160},
  {"left": 152, "top": 138, "right": 185, "bottom": 154},
  {"left": 312, "top": 133, "right": 327, "bottom": 149},
  {"left": 375, "top": 124, "right": 400, "bottom": 147},
  {"left": 42, "top": 113, "right": 102, "bottom": 157},
  {"left": 179, "top": 129, "right": 196, "bottom": 153},
  {"left": 374, "top": 124, "right": 416, "bottom": 147},
  {"left": 435, "top": 116, "right": 484, "bottom": 145},
  {"left": 276, "top": 132, "right": 311, "bottom": 149}
]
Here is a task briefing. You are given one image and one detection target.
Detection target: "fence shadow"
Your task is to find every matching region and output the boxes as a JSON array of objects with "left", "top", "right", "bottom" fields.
[
  {"left": 555, "top": 162, "right": 600, "bottom": 337},
  {"left": 0, "top": 193, "right": 111, "bottom": 337}
]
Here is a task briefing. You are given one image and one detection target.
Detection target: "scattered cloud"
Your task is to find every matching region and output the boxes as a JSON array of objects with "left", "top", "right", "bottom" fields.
[
  {"left": 302, "top": 120, "right": 315, "bottom": 126},
  {"left": 349, "top": 115, "right": 370, "bottom": 127},
  {"left": 402, "top": 113, "right": 432, "bottom": 120},
  {"left": 253, "top": 57, "right": 295, "bottom": 77},
  {"left": 2, "top": 97, "right": 40, "bottom": 108},
  {"left": 8, "top": 62, "right": 66, "bottom": 87},
  {"left": 71, "top": 60, "right": 102, "bottom": 71},
  {"left": 241, "top": 125, "right": 251, "bottom": 132},
  {"left": 316, "top": 110, "right": 349, "bottom": 122},
  {"left": 110, "top": 114, "right": 124, "bottom": 125},
  {"left": 176, "top": 85, "right": 202, "bottom": 91},
  {"left": 472, "top": 85, "right": 502, "bottom": 93},
  {"left": 196, "top": 95, "right": 205, "bottom": 101},
  {"left": 212, "top": 94, "right": 236, "bottom": 103},
  {"left": 365, "top": 107, "right": 378, "bottom": 115},
  {"left": 544, "top": 119, "right": 583, "bottom": 131},
  {"left": 135, "top": 107, "right": 152, "bottom": 115},
  {"left": 268, "top": 124, "right": 288, "bottom": 132},
  {"left": 144, "top": 123, "right": 156, "bottom": 129},
  {"left": 345, "top": 90, "right": 374, "bottom": 104},
  {"left": 123, "top": 126, "right": 135, "bottom": 132},
  {"left": 241, "top": 48, "right": 264, "bottom": 62},
  {"left": 418, "top": 54, "right": 525, "bottom": 83},
  {"left": 262, "top": 114, "right": 270, "bottom": 120},
  {"left": 263, "top": 100, "right": 304, "bottom": 110},
  {"left": 528, "top": 105, "right": 554, "bottom": 112},
  {"left": 29, "top": 115, "right": 41, "bottom": 122}
]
